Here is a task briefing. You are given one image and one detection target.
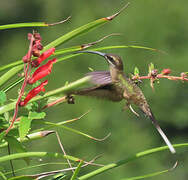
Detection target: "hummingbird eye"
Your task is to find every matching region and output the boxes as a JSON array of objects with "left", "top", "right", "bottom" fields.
[{"left": 106, "top": 56, "right": 116, "bottom": 65}]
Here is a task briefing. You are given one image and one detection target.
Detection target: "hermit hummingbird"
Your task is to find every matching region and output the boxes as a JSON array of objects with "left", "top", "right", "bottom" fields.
[{"left": 71, "top": 50, "right": 176, "bottom": 154}]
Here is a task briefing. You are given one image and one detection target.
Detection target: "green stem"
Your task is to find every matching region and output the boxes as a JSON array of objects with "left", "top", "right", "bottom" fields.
[
  {"left": 78, "top": 143, "right": 188, "bottom": 180},
  {"left": 0, "top": 152, "right": 80, "bottom": 163},
  {"left": 0, "top": 65, "right": 23, "bottom": 88},
  {"left": 0, "top": 171, "right": 7, "bottom": 180},
  {"left": 0, "top": 131, "right": 53, "bottom": 148},
  {"left": 0, "top": 22, "right": 48, "bottom": 30},
  {"left": 71, "top": 160, "right": 84, "bottom": 180},
  {"left": 0, "top": 76, "right": 91, "bottom": 115}
]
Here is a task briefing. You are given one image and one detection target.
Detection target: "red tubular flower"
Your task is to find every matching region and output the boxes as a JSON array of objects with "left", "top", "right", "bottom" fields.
[
  {"left": 28, "top": 58, "right": 57, "bottom": 84},
  {"left": 31, "top": 47, "right": 55, "bottom": 67},
  {"left": 19, "top": 80, "right": 48, "bottom": 106},
  {"left": 161, "top": 68, "right": 171, "bottom": 75}
]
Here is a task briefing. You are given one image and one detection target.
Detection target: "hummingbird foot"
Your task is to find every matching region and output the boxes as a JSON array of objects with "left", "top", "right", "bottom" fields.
[
  {"left": 66, "top": 95, "right": 75, "bottom": 104},
  {"left": 122, "top": 103, "right": 140, "bottom": 117},
  {"left": 129, "top": 104, "right": 140, "bottom": 117}
]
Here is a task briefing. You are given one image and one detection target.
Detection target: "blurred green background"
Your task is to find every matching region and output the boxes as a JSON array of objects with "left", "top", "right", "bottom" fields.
[{"left": 0, "top": 0, "right": 188, "bottom": 179}]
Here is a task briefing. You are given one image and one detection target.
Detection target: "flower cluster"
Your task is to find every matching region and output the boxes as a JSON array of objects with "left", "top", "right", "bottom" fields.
[
  {"left": 22, "top": 32, "right": 43, "bottom": 63},
  {"left": 19, "top": 32, "right": 56, "bottom": 106}
]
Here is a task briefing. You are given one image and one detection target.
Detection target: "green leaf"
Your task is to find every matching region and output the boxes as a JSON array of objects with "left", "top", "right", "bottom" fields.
[
  {"left": 0, "top": 171, "right": 7, "bottom": 180},
  {"left": 0, "top": 44, "right": 161, "bottom": 74},
  {"left": 19, "top": 116, "right": 32, "bottom": 140},
  {"left": 4, "top": 136, "right": 30, "bottom": 165},
  {"left": 121, "top": 162, "right": 177, "bottom": 180},
  {"left": 28, "top": 111, "right": 46, "bottom": 120},
  {"left": 0, "top": 65, "right": 24, "bottom": 88},
  {"left": 0, "top": 131, "right": 6, "bottom": 143},
  {"left": 0, "top": 5, "right": 128, "bottom": 78},
  {"left": 0, "top": 91, "right": 6, "bottom": 105},
  {"left": 0, "top": 76, "right": 91, "bottom": 115},
  {"left": 42, "top": 5, "right": 126, "bottom": 52},
  {"left": 8, "top": 176, "right": 34, "bottom": 180},
  {"left": 19, "top": 112, "right": 46, "bottom": 139},
  {"left": 0, "top": 151, "right": 81, "bottom": 163},
  {"left": 134, "top": 67, "right": 139, "bottom": 76},
  {"left": 0, "top": 22, "right": 48, "bottom": 30},
  {"left": 148, "top": 63, "right": 155, "bottom": 74},
  {"left": 88, "top": 67, "right": 94, "bottom": 72},
  {"left": 71, "top": 160, "right": 84, "bottom": 180},
  {"left": 77, "top": 143, "right": 188, "bottom": 180},
  {"left": 53, "top": 173, "right": 67, "bottom": 180}
]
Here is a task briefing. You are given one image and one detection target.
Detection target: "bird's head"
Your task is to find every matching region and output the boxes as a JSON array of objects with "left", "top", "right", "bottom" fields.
[{"left": 76, "top": 50, "right": 123, "bottom": 71}]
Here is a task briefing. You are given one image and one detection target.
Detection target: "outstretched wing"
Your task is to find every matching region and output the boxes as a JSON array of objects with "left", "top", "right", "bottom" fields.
[
  {"left": 86, "top": 71, "right": 112, "bottom": 85},
  {"left": 73, "top": 71, "right": 122, "bottom": 101}
]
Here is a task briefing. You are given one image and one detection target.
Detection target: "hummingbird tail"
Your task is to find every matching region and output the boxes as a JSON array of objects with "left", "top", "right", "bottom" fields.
[{"left": 149, "top": 113, "right": 176, "bottom": 154}]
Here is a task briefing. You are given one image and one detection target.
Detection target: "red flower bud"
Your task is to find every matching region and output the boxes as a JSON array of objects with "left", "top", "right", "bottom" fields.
[
  {"left": 33, "top": 32, "right": 42, "bottom": 40},
  {"left": 28, "top": 58, "right": 57, "bottom": 84},
  {"left": 22, "top": 54, "right": 30, "bottom": 63},
  {"left": 161, "top": 69, "right": 171, "bottom": 75},
  {"left": 31, "top": 47, "right": 55, "bottom": 67},
  {"left": 19, "top": 80, "right": 48, "bottom": 106},
  {"left": 27, "top": 33, "right": 33, "bottom": 40},
  {"left": 32, "top": 49, "right": 41, "bottom": 57}
]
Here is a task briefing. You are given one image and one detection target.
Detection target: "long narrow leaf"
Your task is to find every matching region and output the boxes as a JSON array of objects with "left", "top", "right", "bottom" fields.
[
  {"left": 0, "top": 3, "right": 128, "bottom": 74},
  {"left": 0, "top": 152, "right": 80, "bottom": 163},
  {"left": 35, "top": 120, "right": 109, "bottom": 141},
  {"left": 71, "top": 160, "right": 84, "bottom": 180},
  {"left": 0, "top": 17, "right": 70, "bottom": 30},
  {"left": 0, "top": 76, "right": 91, "bottom": 114},
  {"left": 0, "top": 22, "right": 48, "bottom": 30},
  {"left": 77, "top": 143, "right": 188, "bottom": 180},
  {"left": 121, "top": 164, "right": 176, "bottom": 180},
  {"left": 42, "top": 3, "right": 129, "bottom": 51},
  {"left": 0, "top": 44, "right": 161, "bottom": 73},
  {"left": 0, "top": 65, "right": 24, "bottom": 87},
  {"left": 0, "top": 171, "right": 7, "bottom": 180}
]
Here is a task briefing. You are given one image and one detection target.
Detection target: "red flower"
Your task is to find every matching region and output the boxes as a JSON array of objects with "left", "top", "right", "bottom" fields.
[
  {"left": 161, "top": 69, "right": 171, "bottom": 75},
  {"left": 32, "top": 47, "right": 55, "bottom": 67},
  {"left": 28, "top": 58, "right": 57, "bottom": 84},
  {"left": 19, "top": 80, "right": 48, "bottom": 106}
]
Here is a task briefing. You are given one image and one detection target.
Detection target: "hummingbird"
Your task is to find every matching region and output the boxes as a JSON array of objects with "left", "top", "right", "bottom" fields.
[{"left": 71, "top": 50, "right": 176, "bottom": 154}]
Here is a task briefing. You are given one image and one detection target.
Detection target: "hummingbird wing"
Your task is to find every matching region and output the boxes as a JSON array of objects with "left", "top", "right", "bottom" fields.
[
  {"left": 73, "top": 84, "right": 123, "bottom": 101},
  {"left": 72, "top": 71, "right": 123, "bottom": 101},
  {"left": 86, "top": 71, "right": 112, "bottom": 85}
]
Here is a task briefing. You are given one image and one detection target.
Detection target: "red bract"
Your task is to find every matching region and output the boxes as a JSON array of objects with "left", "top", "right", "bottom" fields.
[
  {"left": 31, "top": 47, "right": 55, "bottom": 67},
  {"left": 161, "top": 68, "right": 171, "bottom": 75},
  {"left": 19, "top": 80, "right": 48, "bottom": 106},
  {"left": 28, "top": 58, "right": 57, "bottom": 84}
]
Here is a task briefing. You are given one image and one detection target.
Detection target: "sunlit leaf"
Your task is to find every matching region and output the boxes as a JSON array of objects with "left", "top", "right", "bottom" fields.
[
  {"left": 0, "top": 91, "right": 6, "bottom": 105},
  {"left": 19, "top": 116, "right": 32, "bottom": 140},
  {"left": 134, "top": 67, "right": 139, "bottom": 76},
  {"left": 28, "top": 111, "right": 46, "bottom": 120}
]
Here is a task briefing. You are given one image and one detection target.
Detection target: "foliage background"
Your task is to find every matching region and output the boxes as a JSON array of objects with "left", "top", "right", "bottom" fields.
[{"left": 0, "top": 0, "right": 188, "bottom": 179}]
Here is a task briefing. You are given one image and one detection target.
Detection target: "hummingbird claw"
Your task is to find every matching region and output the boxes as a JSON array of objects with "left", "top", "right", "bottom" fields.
[
  {"left": 129, "top": 105, "right": 140, "bottom": 117},
  {"left": 66, "top": 95, "right": 75, "bottom": 104}
]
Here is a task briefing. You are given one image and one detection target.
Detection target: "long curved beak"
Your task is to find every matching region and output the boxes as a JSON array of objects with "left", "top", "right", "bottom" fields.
[{"left": 75, "top": 50, "right": 106, "bottom": 57}]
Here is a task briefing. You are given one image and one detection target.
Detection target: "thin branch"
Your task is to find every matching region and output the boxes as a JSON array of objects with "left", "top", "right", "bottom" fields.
[
  {"left": 26, "top": 154, "right": 104, "bottom": 179},
  {"left": 54, "top": 131, "right": 74, "bottom": 173},
  {"left": 132, "top": 73, "right": 188, "bottom": 82}
]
